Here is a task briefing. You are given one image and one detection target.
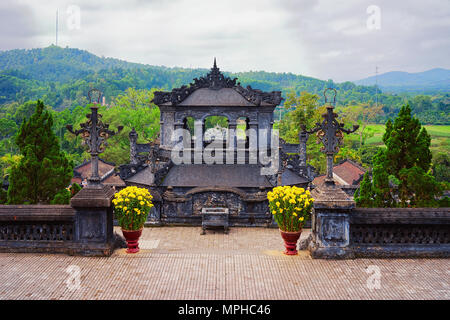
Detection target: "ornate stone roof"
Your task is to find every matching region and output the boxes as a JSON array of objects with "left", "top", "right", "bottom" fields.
[
  {"left": 161, "top": 164, "right": 309, "bottom": 188},
  {"left": 152, "top": 59, "right": 283, "bottom": 107}
]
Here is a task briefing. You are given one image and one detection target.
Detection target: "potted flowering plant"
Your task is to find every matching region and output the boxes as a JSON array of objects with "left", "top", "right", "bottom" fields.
[
  {"left": 112, "top": 186, "right": 154, "bottom": 253},
  {"left": 267, "top": 186, "right": 314, "bottom": 255}
]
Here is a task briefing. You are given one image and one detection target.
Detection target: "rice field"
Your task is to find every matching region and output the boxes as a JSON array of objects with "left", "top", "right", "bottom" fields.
[{"left": 363, "top": 124, "right": 449, "bottom": 155}]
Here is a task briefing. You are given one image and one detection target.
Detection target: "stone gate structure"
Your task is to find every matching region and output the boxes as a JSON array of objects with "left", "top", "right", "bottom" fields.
[{"left": 120, "top": 60, "right": 313, "bottom": 226}]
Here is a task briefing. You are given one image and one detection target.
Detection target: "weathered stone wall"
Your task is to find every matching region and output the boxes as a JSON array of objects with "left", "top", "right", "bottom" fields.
[
  {"left": 0, "top": 205, "right": 76, "bottom": 253},
  {"left": 349, "top": 207, "right": 450, "bottom": 257},
  {"left": 310, "top": 205, "right": 450, "bottom": 259},
  {"left": 145, "top": 188, "right": 272, "bottom": 227}
]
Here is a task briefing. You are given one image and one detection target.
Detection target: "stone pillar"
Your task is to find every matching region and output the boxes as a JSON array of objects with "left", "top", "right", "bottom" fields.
[
  {"left": 308, "top": 183, "right": 355, "bottom": 259},
  {"left": 159, "top": 119, "right": 165, "bottom": 145},
  {"left": 129, "top": 128, "right": 138, "bottom": 165},
  {"left": 298, "top": 131, "right": 308, "bottom": 167},
  {"left": 248, "top": 121, "right": 258, "bottom": 164},
  {"left": 173, "top": 121, "right": 184, "bottom": 148},
  {"left": 194, "top": 119, "right": 203, "bottom": 164},
  {"left": 298, "top": 131, "right": 309, "bottom": 178},
  {"left": 226, "top": 122, "right": 237, "bottom": 164},
  {"left": 235, "top": 120, "right": 247, "bottom": 164},
  {"left": 70, "top": 185, "right": 115, "bottom": 256},
  {"left": 161, "top": 111, "right": 175, "bottom": 148}
]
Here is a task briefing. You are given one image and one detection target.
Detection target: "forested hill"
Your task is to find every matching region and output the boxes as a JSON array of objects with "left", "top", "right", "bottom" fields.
[
  {"left": 0, "top": 45, "right": 376, "bottom": 99},
  {"left": 0, "top": 46, "right": 142, "bottom": 76},
  {"left": 0, "top": 45, "right": 448, "bottom": 124},
  {"left": 355, "top": 68, "right": 450, "bottom": 93}
]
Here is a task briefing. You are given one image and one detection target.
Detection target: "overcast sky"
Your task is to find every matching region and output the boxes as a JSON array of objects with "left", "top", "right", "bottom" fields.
[{"left": 1, "top": 0, "right": 449, "bottom": 81}]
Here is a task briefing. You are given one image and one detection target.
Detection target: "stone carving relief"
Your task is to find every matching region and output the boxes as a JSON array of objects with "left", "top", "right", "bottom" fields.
[
  {"left": 322, "top": 217, "right": 346, "bottom": 243},
  {"left": 192, "top": 192, "right": 242, "bottom": 216}
]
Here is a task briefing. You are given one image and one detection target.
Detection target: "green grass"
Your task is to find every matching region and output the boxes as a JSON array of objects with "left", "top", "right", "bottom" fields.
[{"left": 362, "top": 124, "right": 450, "bottom": 155}]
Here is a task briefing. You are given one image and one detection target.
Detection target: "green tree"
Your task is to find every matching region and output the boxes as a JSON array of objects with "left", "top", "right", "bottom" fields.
[
  {"left": 0, "top": 153, "right": 22, "bottom": 182},
  {"left": 0, "top": 118, "right": 17, "bottom": 139},
  {"left": 356, "top": 104, "right": 442, "bottom": 207},
  {"left": 371, "top": 149, "right": 395, "bottom": 207},
  {"left": 279, "top": 90, "right": 322, "bottom": 142},
  {"left": 339, "top": 102, "right": 383, "bottom": 148},
  {"left": 50, "top": 188, "right": 71, "bottom": 205},
  {"left": 279, "top": 91, "right": 328, "bottom": 173},
  {"left": 7, "top": 100, "right": 73, "bottom": 204},
  {"left": 0, "top": 118, "right": 18, "bottom": 155},
  {"left": 13, "top": 101, "right": 38, "bottom": 126},
  {"left": 432, "top": 153, "right": 450, "bottom": 183},
  {"left": 354, "top": 172, "right": 374, "bottom": 207},
  {"left": 204, "top": 116, "right": 228, "bottom": 130},
  {"left": 99, "top": 88, "right": 160, "bottom": 165}
]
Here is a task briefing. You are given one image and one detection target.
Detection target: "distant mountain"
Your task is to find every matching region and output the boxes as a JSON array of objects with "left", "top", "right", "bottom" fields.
[{"left": 354, "top": 68, "right": 450, "bottom": 93}]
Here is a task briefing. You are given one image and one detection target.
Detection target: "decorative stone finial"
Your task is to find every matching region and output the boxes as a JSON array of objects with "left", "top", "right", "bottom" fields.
[
  {"left": 301, "top": 88, "right": 358, "bottom": 185},
  {"left": 66, "top": 89, "right": 123, "bottom": 187}
]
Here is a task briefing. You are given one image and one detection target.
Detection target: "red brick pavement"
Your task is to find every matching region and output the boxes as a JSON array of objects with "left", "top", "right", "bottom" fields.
[{"left": 0, "top": 227, "right": 448, "bottom": 300}]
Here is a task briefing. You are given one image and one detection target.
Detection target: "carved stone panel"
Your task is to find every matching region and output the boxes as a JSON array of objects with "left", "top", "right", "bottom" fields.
[
  {"left": 318, "top": 213, "right": 349, "bottom": 247},
  {"left": 77, "top": 210, "right": 106, "bottom": 242},
  {"left": 162, "top": 199, "right": 193, "bottom": 218},
  {"left": 245, "top": 200, "right": 270, "bottom": 216},
  {"left": 192, "top": 192, "right": 243, "bottom": 216}
]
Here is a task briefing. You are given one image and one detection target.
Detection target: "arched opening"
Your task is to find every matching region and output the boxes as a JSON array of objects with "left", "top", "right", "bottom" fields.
[
  {"left": 183, "top": 117, "right": 195, "bottom": 135},
  {"left": 203, "top": 116, "right": 228, "bottom": 149},
  {"left": 183, "top": 116, "right": 195, "bottom": 148},
  {"left": 236, "top": 117, "right": 249, "bottom": 149}
]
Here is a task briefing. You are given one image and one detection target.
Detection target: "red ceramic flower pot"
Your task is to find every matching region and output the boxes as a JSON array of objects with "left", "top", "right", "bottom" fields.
[
  {"left": 280, "top": 229, "right": 302, "bottom": 255},
  {"left": 121, "top": 228, "right": 143, "bottom": 253}
]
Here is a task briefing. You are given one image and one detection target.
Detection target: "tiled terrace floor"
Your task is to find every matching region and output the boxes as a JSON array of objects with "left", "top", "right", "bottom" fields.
[{"left": 0, "top": 226, "right": 449, "bottom": 300}]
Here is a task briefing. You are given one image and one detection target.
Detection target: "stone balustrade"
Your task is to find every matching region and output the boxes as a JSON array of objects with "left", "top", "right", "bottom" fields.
[
  {"left": 0, "top": 185, "right": 117, "bottom": 256},
  {"left": 308, "top": 183, "right": 450, "bottom": 258}
]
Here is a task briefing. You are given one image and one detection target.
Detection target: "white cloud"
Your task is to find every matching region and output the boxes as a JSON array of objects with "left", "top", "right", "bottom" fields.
[{"left": 1, "top": 0, "right": 449, "bottom": 82}]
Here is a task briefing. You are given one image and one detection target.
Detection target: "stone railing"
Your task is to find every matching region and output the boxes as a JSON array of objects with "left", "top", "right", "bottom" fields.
[
  {"left": 349, "top": 207, "right": 449, "bottom": 257},
  {"left": 308, "top": 184, "right": 450, "bottom": 258},
  {"left": 0, "top": 205, "right": 76, "bottom": 252},
  {"left": 0, "top": 185, "right": 117, "bottom": 256}
]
